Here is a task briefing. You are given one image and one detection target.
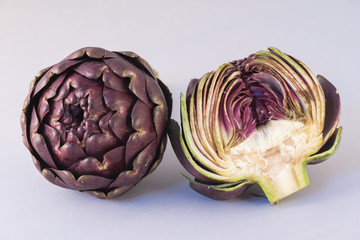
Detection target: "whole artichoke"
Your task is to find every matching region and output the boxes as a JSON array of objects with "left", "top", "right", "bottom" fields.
[
  {"left": 21, "top": 47, "right": 172, "bottom": 199},
  {"left": 169, "top": 47, "right": 341, "bottom": 204}
]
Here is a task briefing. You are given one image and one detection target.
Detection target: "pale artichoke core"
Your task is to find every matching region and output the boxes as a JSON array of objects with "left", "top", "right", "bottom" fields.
[{"left": 227, "top": 119, "right": 323, "bottom": 180}]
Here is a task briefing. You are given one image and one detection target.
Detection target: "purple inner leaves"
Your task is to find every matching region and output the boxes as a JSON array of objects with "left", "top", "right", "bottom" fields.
[{"left": 215, "top": 65, "right": 288, "bottom": 142}]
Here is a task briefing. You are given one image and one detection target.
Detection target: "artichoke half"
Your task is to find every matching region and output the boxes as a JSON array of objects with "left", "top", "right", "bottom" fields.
[
  {"left": 169, "top": 47, "right": 341, "bottom": 204},
  {"left": 21, "top": 47, "right": 172, "bottom": 199}
]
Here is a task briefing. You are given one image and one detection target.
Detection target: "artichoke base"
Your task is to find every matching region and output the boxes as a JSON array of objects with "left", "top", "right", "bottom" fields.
[{"left": 255, "top": 162, "right": 309, "bottom": 204}]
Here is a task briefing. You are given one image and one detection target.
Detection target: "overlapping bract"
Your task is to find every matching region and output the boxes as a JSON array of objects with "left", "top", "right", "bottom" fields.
[
  {"left": 169, "top": 47, "right": 342, "bottom": 203},
  {"left": 21, "top": 47, "right": 172, "bottom": 199}
]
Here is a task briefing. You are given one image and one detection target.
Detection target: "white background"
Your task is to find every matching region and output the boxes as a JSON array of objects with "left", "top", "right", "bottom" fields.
[{"left": 1, "top": 0, "right": 359, "bottom": 239}]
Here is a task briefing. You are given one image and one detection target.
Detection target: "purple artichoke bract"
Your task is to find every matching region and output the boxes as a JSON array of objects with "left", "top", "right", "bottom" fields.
[
  {"left": 21, "top": 47, "right": 172, "bottom": 199},
  {"left": 169, "top": 47, "right": 342, "bottom": 204}
]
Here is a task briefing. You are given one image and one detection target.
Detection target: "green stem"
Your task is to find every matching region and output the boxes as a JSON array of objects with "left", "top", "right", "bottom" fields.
[{"left": 256, "top": 163, "right": 309, "bottom": 204}]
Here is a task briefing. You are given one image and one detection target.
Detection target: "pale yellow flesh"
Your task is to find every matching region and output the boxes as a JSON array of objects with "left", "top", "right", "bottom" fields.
[{"left": 222, "top": 119, "right": 323, "bottom": 203}]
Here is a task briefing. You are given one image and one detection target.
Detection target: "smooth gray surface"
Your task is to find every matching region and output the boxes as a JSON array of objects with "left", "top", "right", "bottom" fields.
[{"left": 1, "top": 0, "right": 359, "bottom": 239}]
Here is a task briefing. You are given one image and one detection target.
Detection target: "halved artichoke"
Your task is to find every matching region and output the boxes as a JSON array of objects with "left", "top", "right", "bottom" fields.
[{"left": 169, "top": 47, "right": 341, "bottom": 204}]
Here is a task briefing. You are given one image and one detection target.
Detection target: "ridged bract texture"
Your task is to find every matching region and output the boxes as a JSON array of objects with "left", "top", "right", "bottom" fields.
[{"left": 21, "top": 47, "right": 172, "bottom": 199}]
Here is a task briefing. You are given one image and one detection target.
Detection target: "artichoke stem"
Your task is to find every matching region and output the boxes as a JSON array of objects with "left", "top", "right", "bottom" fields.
[{"left": 257, "top": 163, "right": 309, "bottom": 204}]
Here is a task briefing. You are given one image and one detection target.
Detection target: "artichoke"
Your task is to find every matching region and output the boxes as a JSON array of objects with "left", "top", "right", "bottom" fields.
[
  {"left": 169, "top": 47, "right": 341, "bottom": 204},
  {"left": 21, "top": 47, "right": 172, "bottom": 199}
]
